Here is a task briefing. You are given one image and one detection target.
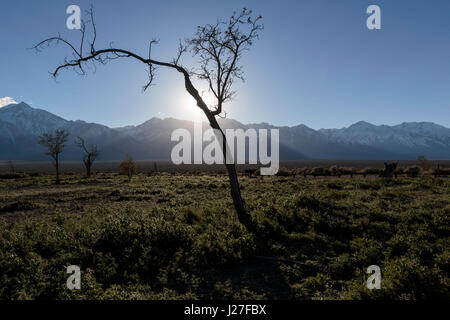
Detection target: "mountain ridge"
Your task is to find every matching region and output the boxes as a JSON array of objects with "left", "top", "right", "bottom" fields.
[{"left": 1, "top": 102, "right": 449, "bottom": 161}]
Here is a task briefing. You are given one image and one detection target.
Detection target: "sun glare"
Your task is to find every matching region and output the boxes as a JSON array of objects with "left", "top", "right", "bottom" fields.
[{"left": 180, "top": 92, "right": 216, "bottom": 121}]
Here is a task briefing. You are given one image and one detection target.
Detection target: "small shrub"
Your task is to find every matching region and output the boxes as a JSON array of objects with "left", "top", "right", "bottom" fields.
[{"left": 119, "top": 154, "right": 139, "bottom": 181}]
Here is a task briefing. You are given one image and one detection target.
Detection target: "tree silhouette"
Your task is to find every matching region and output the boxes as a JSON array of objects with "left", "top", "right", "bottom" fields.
[
  {"left": 75, "top": 136, "right": 99, "bottom": 177},
  {"left": 33, "top": 7, "right": 262, "bottom": 230},
  {"left": 38, "top": 129, "right": 70, "bottom": 184}
]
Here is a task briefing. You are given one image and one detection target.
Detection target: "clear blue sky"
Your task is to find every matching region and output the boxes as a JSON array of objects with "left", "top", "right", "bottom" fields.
[{"left": 1, "top": 0, "right": 449, "bottom": 129}]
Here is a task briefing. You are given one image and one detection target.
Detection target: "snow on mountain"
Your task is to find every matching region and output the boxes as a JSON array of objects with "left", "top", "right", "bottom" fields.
[
  {"left": 319, "top": 121, "right": 450, "bottom": 147},
  {"left": 0, "top": 97, "right": 18, "bottom": 108},
  {"left": 0, "top": 102, "right": 449, "bottom": 160},
  {"left": 0, "top": 102, "right": 68, "bottom": 136}
]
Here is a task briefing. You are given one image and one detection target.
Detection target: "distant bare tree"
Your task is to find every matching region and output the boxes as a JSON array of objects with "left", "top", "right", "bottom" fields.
[
  {"left": 75, "top": 136, "right": 99, "bottom": 177},
  {"left": 38, "top": 129, "right": 70, "bottom": 184},
  {"left": 33, "top": 7, "right": 263, "bottom": 230}
]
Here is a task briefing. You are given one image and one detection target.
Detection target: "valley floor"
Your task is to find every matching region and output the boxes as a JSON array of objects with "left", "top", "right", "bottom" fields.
[{"left": 0, "top": 173, "right": 448, "bottom": 299}]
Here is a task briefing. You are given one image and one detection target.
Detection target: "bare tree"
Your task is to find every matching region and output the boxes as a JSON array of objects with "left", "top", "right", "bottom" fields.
[
  {"left": 33, "top": 7, "right": 262, "bottom": 230},
  {"left": 75, "top": 136, "right": 99, "bottom": 177},
  {"left": 38, "top": 129, "right": 70, "bottom": 184}
]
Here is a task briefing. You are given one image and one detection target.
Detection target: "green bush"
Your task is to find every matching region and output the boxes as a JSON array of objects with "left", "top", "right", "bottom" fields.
[{"left": 0, "top": 174, "right": 448, "bottom": 299}]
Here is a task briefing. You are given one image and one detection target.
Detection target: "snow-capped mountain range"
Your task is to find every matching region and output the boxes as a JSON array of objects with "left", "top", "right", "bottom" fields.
[{"left": 1, "top": 102, "right": 449, "bottom": 161}]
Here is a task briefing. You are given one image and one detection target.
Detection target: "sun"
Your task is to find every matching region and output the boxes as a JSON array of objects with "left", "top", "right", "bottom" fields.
[{"left": 181, "top": 91, "right": 216, "bottom": 121}]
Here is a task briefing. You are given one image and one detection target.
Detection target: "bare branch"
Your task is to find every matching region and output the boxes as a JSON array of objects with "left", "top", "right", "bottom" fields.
[
  {"left": 34, "top": 7, "right": 262, "bottom": 119},
  {"left": 148, "top": 39, "right": 159, "bottom": 59},
  {"left": 89, "top": 5, "right": 97, "bottom": 54},
  {"left": 173, "top": 40, "right": 188, "bottom": 66},
  {"left": 75, "top": 136, "right": 99, "bottom": 177},
  {"left": 187, "top": 8, "right": 263, "bottom": 117}
]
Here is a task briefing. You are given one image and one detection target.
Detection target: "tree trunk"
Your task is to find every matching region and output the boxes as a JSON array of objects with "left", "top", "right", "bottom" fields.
[
  {"left": 181, "top": 72, "right": 253, "bottom": 231},
  {"left": 55, "top": 155, "right": 60, "bottom": 184},
  {"left": 225, "top": 163, "right": 252, "bottom": 228},
  {"left": 205, "top": 112, "right": 253, "bottom": 230},
  {"left": 86, "top": 156, "right": 91, "bottom": 177}
]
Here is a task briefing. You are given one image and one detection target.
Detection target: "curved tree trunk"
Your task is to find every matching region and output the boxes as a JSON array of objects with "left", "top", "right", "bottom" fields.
[
  {"left": 200, "top": 106, "right": 253, "bottom": 230},
  {"left": 225, "top": 163, "right": 252, "bottom": 228},
  {"left": 179, "top": 72, "right": 254, "bottom": 229},
  {"left": 86, "top": 155, "right": 92, "bottom": 177},
  {"left": 181, "top": 72, "right": 252, "bottom": 229}
]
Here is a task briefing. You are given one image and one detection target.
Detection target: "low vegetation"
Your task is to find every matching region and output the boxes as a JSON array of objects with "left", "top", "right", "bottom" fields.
[
  {"left": 0, "top": 172, "right": 448, "bottom": 300},
  {"left": 119, "top": 155, "right": 139, "bottom": 182}
]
